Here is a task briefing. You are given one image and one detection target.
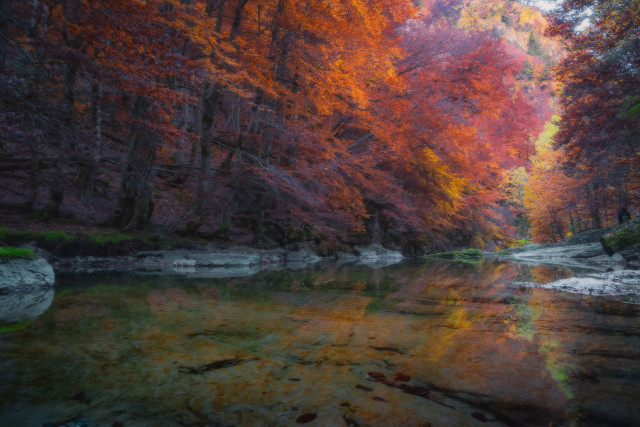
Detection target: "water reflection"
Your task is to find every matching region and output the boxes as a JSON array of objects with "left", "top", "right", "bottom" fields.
[
  {"left": 0, "top": 282, "right": 53, "bottom": 333},
  {"left": 1, "top": 261, "right": 639, "bottom": 426}
]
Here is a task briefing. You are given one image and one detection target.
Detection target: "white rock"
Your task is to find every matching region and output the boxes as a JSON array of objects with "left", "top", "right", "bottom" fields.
[
  {"left": 285, "top": 248, "right": 322, "bottom": 263},
  {"left": 0, "top": 258, "right": 55, "bottom": 324},
  {"left": 509, "top": 270, "right": 640, "bottom": 298},
  {"left": 355, "top": 244, "right": 403, "bottom": 261},
  {"left": 0, "top": 258, "right": 55, "bottom": 290}
]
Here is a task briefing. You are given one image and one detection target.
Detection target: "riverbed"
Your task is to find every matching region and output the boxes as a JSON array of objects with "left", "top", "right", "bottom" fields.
[{"left": 1, "top": 260, "right": 639, "bottom": 426}]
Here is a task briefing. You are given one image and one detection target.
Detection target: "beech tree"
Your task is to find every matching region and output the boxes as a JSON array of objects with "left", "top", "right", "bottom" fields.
[
  {"left": 0, "top": 0, "right": 548, "bottom": 249},
  {"left": 549, "top": 0, "right": 640, "bottom": 223}
]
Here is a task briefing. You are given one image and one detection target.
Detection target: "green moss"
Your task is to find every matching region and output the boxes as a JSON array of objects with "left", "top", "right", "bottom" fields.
[
  {"left": 0, "top": 227, "right": 73, "bottom": 244},
  {"left": 87, "top": 232, "right": 133, "bottom": 245},
  {"left": 0, "top": 247, "right": 36, "bottom": 259},
  {"left": 0, "top": 226, "right": 159, "bottom": 254},
  {"left": 603, "top": 224, "right": 640, "bottom": 253},
  {"left": 426, "top": 248, "right": 484, "bottom": 264},
  {"left": 40, "top": 230, "right": 73, "bottom": 242},
  {"left": 0, "top": 319, "right": 33, "bottom": 334}
]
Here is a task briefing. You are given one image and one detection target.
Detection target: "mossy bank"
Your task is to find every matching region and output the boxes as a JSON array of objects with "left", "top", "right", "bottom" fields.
[{"left": 0, "top": 227, "right": 171, "bottom": 257}]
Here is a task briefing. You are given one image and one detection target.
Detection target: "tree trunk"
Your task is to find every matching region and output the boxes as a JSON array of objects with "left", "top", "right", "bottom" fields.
[
  {"left": 185, "top": 83, "right": 223, "bottom": 234},
  {"left": 229, "top": 0, "right": 249, "bottom": 42},
  {"left": 110, "top": 96, "right": 156, "bottom": 230},
  {"left": 215, "top": 0, "right": 226, "bottom": 33},
  {"left": 0, "top": 0, "right": 12, "bottom": 67},
  {"left": 91, "top": 82, "right": 102, "bottom": 159},
  {"left": 45, "top": 58, "right": 76, "bottom": 217}
]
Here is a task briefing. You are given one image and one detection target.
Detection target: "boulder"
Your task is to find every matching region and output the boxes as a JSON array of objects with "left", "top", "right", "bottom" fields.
[
  {"left": 600, "top": 220, "right": 640, "bottom": 261},
  {"left": 0, "top": 258, "right": 55, "bottom": 292},
  {"left": 564, "top": 227, "right": 615, "bottom": 245},
  {"left": 285, "top": 248, "right": 322, "bottom": 264},
  {"left": 186, "top": 252, "right": 262, "bottom": 266},
  {"left": 0, "top": 257, "right": 55, "bottom": 326},
  {"left": 354, "top": 244, "right": 404, "bottom": 261},
  {"left": 336, "top": 251, "right": 359, "bottom": 262}
]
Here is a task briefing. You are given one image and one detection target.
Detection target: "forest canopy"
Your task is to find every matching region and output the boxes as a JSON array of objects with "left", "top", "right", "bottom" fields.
[{"left": 0, "top": 0, "right": 636, "bottom": 251}]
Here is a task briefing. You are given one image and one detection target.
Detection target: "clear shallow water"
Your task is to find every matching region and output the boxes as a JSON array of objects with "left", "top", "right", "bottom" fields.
[{"left": 1, "top": 261, "right": 640, "bottom": 426}]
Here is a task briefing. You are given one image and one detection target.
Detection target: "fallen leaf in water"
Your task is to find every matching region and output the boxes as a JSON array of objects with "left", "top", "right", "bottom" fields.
[
  {"left": 372, "top": 396, "right": 387, "bottom": 402},
  {"left": 393, "top": 372, "right": 411, "bottom": 382},
  {"left": 472, "top": 411, "right": 488, "bottom": 422},
  {"left": 367, "top": 336, "right": 376, "bottom": 340},
  {"left": 296, "top": 413, "right": 317, "bottom": 423},
  {"left": 367, "top": 371, "right": 387, "bottom": 381},
  {"left": 355, "top": 384, "right": 373, "bottom": 391}
]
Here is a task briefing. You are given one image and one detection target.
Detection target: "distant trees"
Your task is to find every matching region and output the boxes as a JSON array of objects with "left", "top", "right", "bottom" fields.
[
  {"left": 527, "top": 31, "right": 543, "bottom": 56},
  {"left": 530, "top": 0, "right": 640, "bottom": 240}
]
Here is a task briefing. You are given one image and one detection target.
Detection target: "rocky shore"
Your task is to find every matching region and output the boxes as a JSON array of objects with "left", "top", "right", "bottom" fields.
[
  {"left": 48, "top": 243, "right": 404, "bottom": 277},
  {"left": 493, "top": 219, "right": 640, "bottom": 299}
]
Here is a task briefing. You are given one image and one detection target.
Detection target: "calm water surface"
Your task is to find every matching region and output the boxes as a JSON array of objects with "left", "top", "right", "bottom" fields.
[{"left": 1, "top": 261, "right": 640, "bottom": 426}]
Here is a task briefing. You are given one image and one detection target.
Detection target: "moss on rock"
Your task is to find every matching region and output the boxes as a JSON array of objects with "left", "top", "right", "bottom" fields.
[
  {"left": 0, "top": 247, "right": 36, "bottom": 260},
  {"left": 601, "top": 222, "right": 640, "bottom": 255}
]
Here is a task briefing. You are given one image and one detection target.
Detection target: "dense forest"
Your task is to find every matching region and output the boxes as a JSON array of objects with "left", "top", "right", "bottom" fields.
[{"left": 0, "top": 0, "right": 638, "bottom": 252}]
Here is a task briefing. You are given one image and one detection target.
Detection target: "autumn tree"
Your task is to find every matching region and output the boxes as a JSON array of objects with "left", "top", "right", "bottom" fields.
[
  {"left": 549, "top": 0, "right": 640, "bottom": 222},
  {"left": 0, "top": 0, "right": 549, "bottom": 250}
]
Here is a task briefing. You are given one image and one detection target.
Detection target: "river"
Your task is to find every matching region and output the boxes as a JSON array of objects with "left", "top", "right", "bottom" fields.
[{"left": 1, "top": 260, "right": 639, "bottom": 426}]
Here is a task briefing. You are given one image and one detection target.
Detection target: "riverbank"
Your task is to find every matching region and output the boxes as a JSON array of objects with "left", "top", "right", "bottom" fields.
[
  {"left": 491, "top": 219, "right": 640, "bottom": 299},
  {"left": 492, "top": 219, "right": 640, "bottom": 270}
]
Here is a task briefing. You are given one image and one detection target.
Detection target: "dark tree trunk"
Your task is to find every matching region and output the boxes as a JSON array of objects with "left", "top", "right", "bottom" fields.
[
  {"left": 588, "top": 183, "right": 602, "bottom": 229},
  {"left": 45, "top": 59, "right": 77, "bottom": 217},
  {"left": 110, "top": 96, "right": 156, "bottom": 230},
  {"left": 228, "top": 0, "right": 249, "bottom": 42},
  {"left": 215, "top": 0, "right": 226, "bottom": 33},
  {"left": 90, "top": 82, "right": 102, "bottom": 159},
  {"left": 185, "top": 83, "right": 222, "bottom": 234},
  {"left": 0, "top": 0, "right": 12, "bottom": 67}
]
